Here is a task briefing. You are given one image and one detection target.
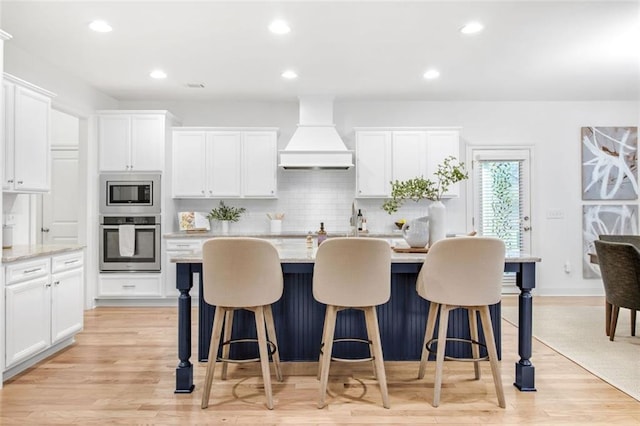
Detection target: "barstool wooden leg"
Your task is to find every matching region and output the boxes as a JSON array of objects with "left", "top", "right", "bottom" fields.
[
  {"left": 433, "top": 304, "right": 450, "bottom": 408},
  {"left": 220, "top": 309, "right": 234, "bottom": 380},
  {"left": 362, "top": 307, "right": 378, "bottom": 380},
  {"left": 479, "top": 305, "right": 505, "bottom": 408},
  {"left": 254, "top": 306, "right": 274, "bottom": 410},
  {"left": 418, "top": 302, "right": 439, "bottom": 379},
  {"left": 264, "top": 304, "right": 283, "bottom": 382},
  {"left": 468, "top": 308, "right": 481, "bottom": 380},
  {"left": 318, "top": 305, "right": 338, "bottom": 408},
  {"left": 364, "top": 306, "right": 390, "bottom": 409},
  {"left": 201, "top": 307, "right": 226, "bottom": 409}
]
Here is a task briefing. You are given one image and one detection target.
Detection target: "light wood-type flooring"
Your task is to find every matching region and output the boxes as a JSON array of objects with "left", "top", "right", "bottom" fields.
[{"left": 1, "top": 296, "right": 639, "bottom": 425}]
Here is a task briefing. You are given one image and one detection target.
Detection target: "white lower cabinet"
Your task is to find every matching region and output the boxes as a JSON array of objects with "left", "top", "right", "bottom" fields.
[
  {"left": 98, "top": 273, "right": 162, "bottom": 297},
  {"left": 4, "top": 250, "right": 84, "bottom": 370}
]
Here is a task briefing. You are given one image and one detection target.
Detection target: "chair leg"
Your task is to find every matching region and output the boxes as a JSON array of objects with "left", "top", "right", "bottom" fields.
[
  {"left": 201, "top": 307, "right": 226, "bottom": 409},
  {"left": 362, "top": 307, "right": 378, "bottom": 380},
  {"left": 433, "top": 304, "right": 450, "bottom": 408},
  {"left": 479, "top": 305, "right": 506, "bottom": 408},
  {"left": 318, "top": 305, "right": 338, "bottom": 408},
  {"left": 631, "top": 310, "right": 636, "bottom": 337},
  {"left": 264, "top": 304, "right": 283, "bottom": 382},
  {"left": 220, "top": 309, "right": 234, "bottom": 380},
  {"left": 364, "top": 306, "right": 390, "bottom": 409},
  {"left": 254, "top": 306, "right": 274, "bottom": 410},
  {"left": 468, "top": 308, "right": 481, "bottom": 380},
  {"left": 418, "top": 302, "right": 439, "bottom": 379},
  {"left": 610, "top": 306, "right": 620, "bottom": 341},
  {"left": 605, "top": 301, "right": 612, "bottom": 336}
]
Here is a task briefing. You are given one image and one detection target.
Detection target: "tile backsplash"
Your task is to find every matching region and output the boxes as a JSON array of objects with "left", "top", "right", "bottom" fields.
[{"left": 173, "top": 169, "right": 435, "bottom": 235}]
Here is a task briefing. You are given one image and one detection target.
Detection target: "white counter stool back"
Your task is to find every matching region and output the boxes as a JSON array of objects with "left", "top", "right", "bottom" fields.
[
  {"left": 200, "top": 238, "right": 284, "bottom": 410},
  {"left": 416, "top": 236, "right": 506, "bottom": 408},
  {"left": 313, "top": 237, "right": 391, "bottom": 409}
]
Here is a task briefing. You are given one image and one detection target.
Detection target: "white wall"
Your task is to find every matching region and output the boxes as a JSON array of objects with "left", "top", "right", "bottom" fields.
[{"left": 120, "top": 98, "right": 640, "bottom": 296}]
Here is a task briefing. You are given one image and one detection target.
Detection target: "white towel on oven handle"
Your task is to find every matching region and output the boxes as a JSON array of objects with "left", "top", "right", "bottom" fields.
[{"left": 118, "top": 225, "right": 136, "bottom": 257}]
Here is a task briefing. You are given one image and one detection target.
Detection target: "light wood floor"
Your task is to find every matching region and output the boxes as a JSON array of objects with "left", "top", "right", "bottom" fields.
[{"left": 1, "top": 296, "right": 638, "bottom": 425}]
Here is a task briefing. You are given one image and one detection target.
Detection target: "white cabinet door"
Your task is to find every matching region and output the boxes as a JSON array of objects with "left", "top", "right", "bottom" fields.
[
  {"left": 51, "top": 267, "right": 84, "bottom": 344},
  {"left": 426, "top": 130, "right": 461, "bottom": 197},
  {"left": 356, "top": 131, "right": 391, "bottom": 197},
  {"left": 98, "top": 115, "right": 131, "bottom": 171},
  {"left": 13, "top": 86, "right": 51, "bottom": 192},
  {"left": 392, "top": 131, "right": 427, "bottom": 183},
  {"left": 243, "top": 131, "right": 277, "bottom": 197},
  {"left": 3, "top": 81, "right": 15, "bottom": 190},
  {"left": 172, "top": 131, "right": 207, "bottom": 198},
  {"left": 5, "top": 276, "right": 51, "bottom": 367},
  {"left": 207, "top": 132, "right": 242, "bottom": 197},
  {"left": 130, "top": 115, "right": 165, "bottom": 171}
]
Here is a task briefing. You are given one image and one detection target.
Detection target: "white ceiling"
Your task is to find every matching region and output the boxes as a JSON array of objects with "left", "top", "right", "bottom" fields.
[{"left": 2, "top": 1, "right": 639, "bottom": 102}]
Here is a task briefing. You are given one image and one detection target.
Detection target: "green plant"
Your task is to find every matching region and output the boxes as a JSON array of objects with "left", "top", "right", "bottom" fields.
[
  {"left": 207, "top": 201, "right": 246, "bottom": 222},
  {"left": 382, "top": 156, "right": 469, "bottom": 214}
]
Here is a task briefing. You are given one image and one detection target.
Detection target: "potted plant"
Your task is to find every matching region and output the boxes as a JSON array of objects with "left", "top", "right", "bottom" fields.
[
  {"left": 382, "top": 156, "right": 469, "bottom": 245},
  {"left": 207, "top": 201, "right": 246, "bottom": 234}
]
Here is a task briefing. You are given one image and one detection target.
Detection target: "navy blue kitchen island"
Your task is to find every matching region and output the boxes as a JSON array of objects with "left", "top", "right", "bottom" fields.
[{"left": 172, "top": 247, "right": 539, "bottom": 394}]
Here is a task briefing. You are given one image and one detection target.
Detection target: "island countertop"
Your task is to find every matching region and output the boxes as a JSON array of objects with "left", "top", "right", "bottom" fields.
[
  {"left": 2, "top": 244, "right": 85, "bottom": 263},
  {"left": 169, "top": 239, "right": 541, "bottom": 264}
]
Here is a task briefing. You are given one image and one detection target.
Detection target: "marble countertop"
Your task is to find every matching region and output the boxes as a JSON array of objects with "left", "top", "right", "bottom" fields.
[
  {"left": 163, "top": 231, "right": 403, "bottom": 239},
  {"left": 169, "top": 239, "right": 541, "bottom": 264},
  {"left": 2, "top": 244, "right": 85, "bottom": 263}
]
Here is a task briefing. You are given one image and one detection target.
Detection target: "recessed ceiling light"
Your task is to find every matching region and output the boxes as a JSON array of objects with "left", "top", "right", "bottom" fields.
[
  {"left": 89, "top": 20, "right": 112, "bottom": 33},
  {"left": 281, "top": 70, "right": 298, "bottom": 80},
  {"left": 423, "top": 69, "right": 440, "bottom": 80},
  {"left": 150, "top": 70, "right": 167, "bottom": 79},
  {"left": 269, "top": 19, "right": 291, "bottom": 34},
  {"left": 460, "top": 21, "right": 484, "bottom": 35}
]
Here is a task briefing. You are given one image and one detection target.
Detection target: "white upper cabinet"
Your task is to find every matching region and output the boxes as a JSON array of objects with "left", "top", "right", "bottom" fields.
[
  {"left": 172, "top": 131, "right": 207, "bottom": 198},
  {"left": 355, "top": 128, "right": 461, "bottom": 198},
  {"left": 172, "top": 128, "right": 278, "bottom": 199},
  {"left": 356, "top": 131, "right": 391, "bottom": 197},
  {"left": 98, "top": 112, "right": 169, "bottom": 172},
  {"left": 207, "top": 132, "right": 242, "bottom": 197},
  {"left": 242, "top": 131, "right": 277, "bottom": 197},
  {"left": 3, "top": 74, "right": 54, "bottom": 193}
]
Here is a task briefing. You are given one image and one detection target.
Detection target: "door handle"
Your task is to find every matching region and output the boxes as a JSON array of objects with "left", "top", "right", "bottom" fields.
[{"left": 41, "top": 227, "right": 50, "bottom": 233}]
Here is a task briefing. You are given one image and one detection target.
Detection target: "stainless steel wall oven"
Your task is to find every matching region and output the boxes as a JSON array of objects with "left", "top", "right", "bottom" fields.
[{"left": 99, "top": 215, "right": 161, "bottom": 272}]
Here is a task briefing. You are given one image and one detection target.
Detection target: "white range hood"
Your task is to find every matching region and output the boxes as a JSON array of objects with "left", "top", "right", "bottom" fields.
[{"left": 279, "top": 96, "right": 354, "bottom": 170}]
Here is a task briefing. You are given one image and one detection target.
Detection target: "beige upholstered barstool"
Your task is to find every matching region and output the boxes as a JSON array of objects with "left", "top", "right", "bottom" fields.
[
  {"left": 313, "top": 237, "right": 391, "bottom": 409},
  {"left": 200, "top": 238, "right": 283, "bottom": 410},
  {"left": 416, "top": 237, "right": 506, "bottom": 408}
]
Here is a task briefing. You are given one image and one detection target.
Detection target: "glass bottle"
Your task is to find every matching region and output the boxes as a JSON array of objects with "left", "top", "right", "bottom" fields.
[{"left": 317, "top": 222, "right": 327, "bottom": 245}]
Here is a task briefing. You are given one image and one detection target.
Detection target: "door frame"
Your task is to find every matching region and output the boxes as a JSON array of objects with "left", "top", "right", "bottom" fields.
[{"left": 465, "top": 145, "right": 535, "bottom": 255}]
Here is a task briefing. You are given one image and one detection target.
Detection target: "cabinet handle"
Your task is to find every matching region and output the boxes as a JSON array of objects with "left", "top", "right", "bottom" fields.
[
  {"left": 64, "top": 259, "right": 79, "bottom": 264},
  {"left": 54, "top": 281, "right": 60, "bottom": 286},
  {"left": 7, "top": 179, "right": 13, "bottom": 183},
  {"left": 201, "top": 190, "right": 205, "bottom": 194},
  {"left": 122, "top": 284, "right": 136, "bottom": 289},
  {"left": 17, "top": 180, "right": 23, "bottom": 184},
  {"left": 176, "top": 244, "right": 190, "bottom": 248},
  {"left": 24, "top": 268, "right": 42, "bottom": 274},
  {"left": 45, "top": 282, "right": 52, "bottom": 288}
]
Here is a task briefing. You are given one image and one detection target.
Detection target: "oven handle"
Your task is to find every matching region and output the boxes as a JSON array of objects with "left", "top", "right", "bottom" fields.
[{"left": 101, "top": 225, "right": 159, "bottom": 229}]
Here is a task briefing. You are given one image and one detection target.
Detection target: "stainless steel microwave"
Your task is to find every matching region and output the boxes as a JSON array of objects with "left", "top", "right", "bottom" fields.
[{"left": 100, "top": 173, "right": 161, "bottom": 214}]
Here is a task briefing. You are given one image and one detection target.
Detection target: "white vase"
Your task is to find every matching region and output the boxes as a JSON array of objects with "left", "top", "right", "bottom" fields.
[
  {"left": 428, "top": 200, "right": 446, "bottom": 246},
  {"left": 220, "top": 220, "right": 230, "bottom": 234}
]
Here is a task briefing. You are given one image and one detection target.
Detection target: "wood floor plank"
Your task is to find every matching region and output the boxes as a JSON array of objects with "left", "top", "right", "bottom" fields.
[{"left": 0, "top": 297, "right": 638, "bottom": 424}]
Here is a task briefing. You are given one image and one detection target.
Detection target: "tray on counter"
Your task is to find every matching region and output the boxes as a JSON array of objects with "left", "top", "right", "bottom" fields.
[{"left": 392, "top": 246, "right": 429, "bottom": 253}]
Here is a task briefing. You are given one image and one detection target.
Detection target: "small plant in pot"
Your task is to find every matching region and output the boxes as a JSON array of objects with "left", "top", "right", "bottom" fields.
[{"left": 207, "top": 201, "right": 246, "bottom": 234}]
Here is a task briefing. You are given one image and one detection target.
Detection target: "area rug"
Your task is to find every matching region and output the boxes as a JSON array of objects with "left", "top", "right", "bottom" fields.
[{"left": 502, "top": 305, "right": 640, "bottom": 401}]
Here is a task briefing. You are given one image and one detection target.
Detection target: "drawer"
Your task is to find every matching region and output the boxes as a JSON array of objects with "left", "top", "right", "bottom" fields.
[
  {"left": 5, "top": 257, "right": 51, "bottom": 285},
  {"left": 166, "top": 239, "right": 203, "bottom": 252},
  {"left": 98, "top": 274, "right": 162, "bottom": 297},
  {"left": 52, "top": 251, "right": 84, "bottom": 273}
]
